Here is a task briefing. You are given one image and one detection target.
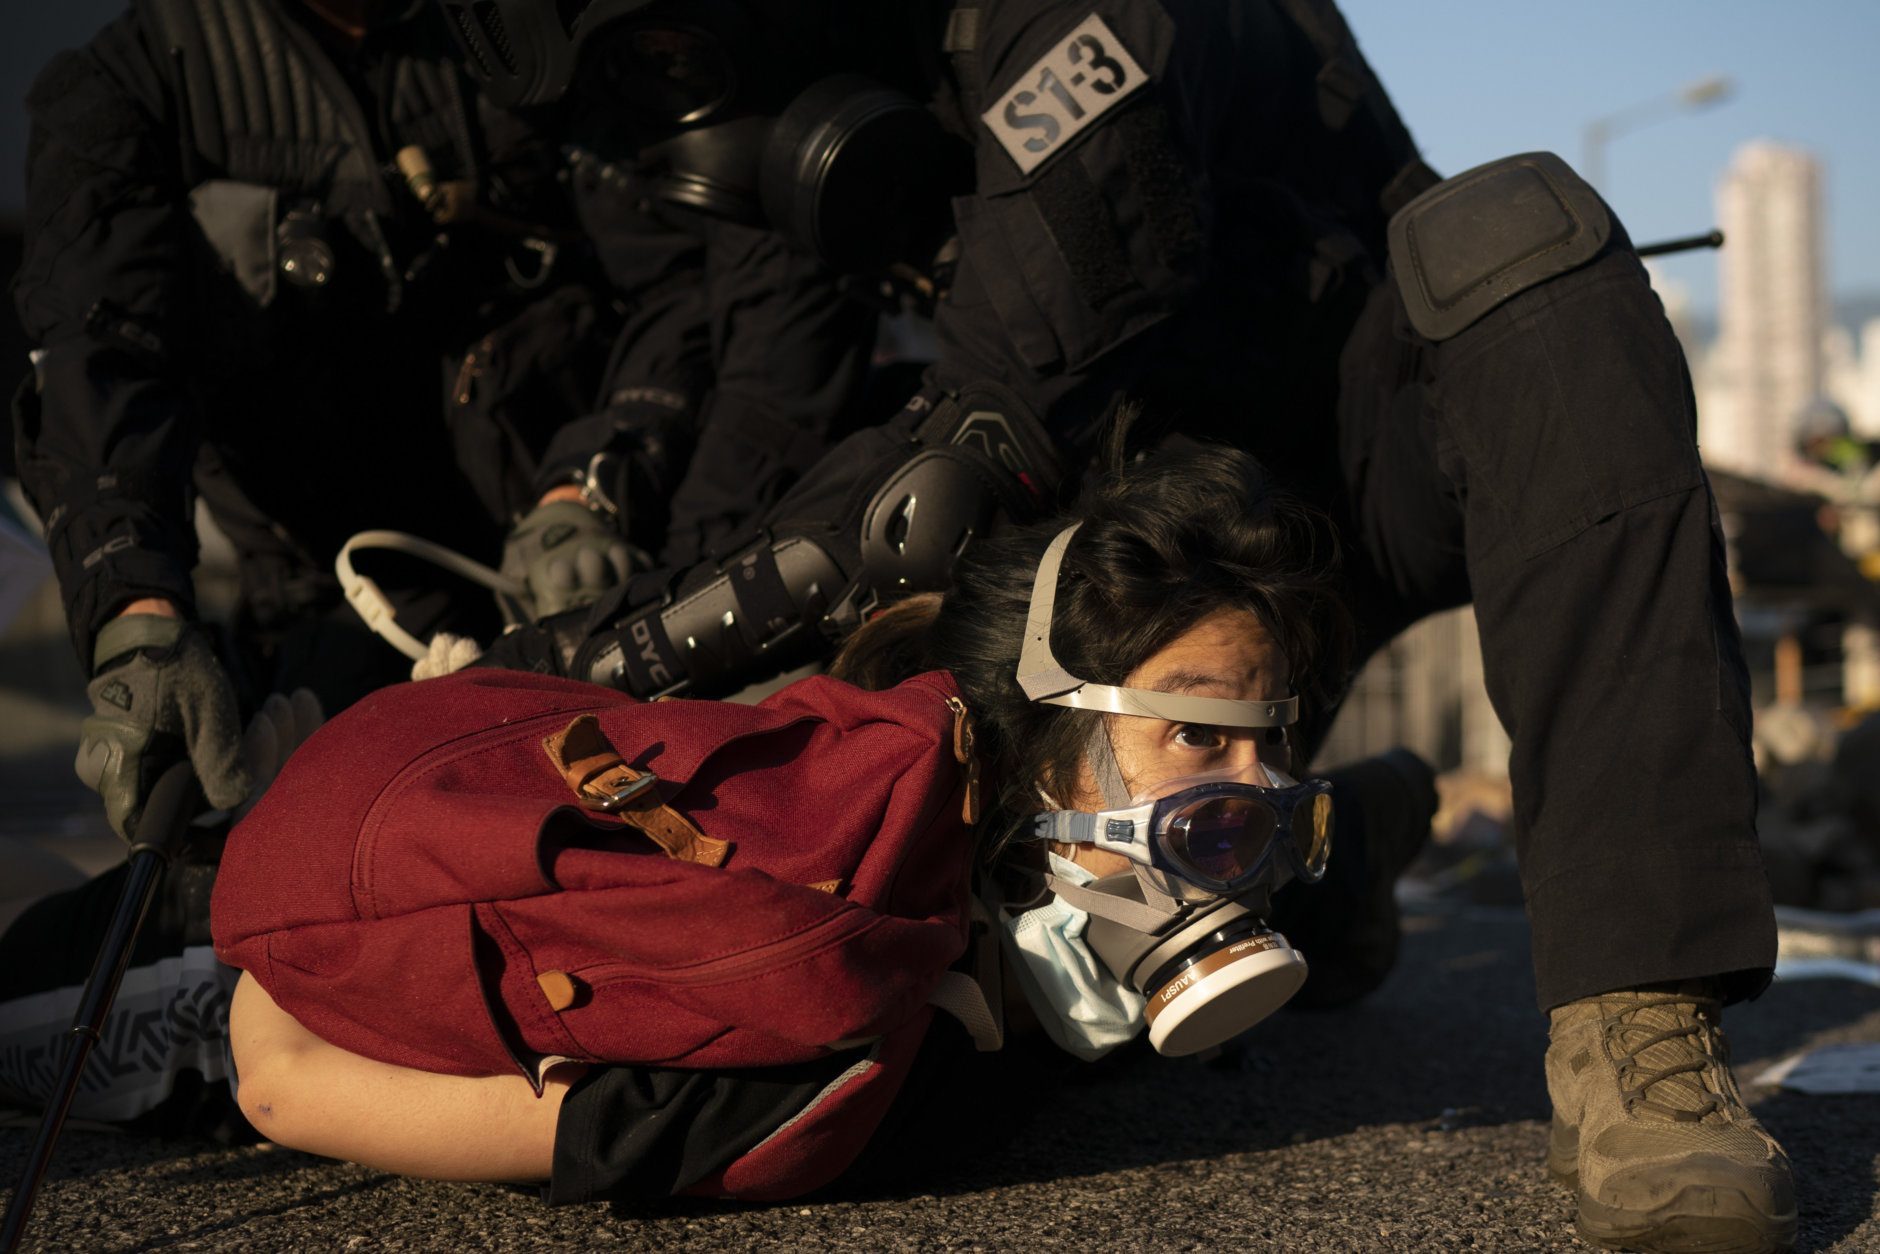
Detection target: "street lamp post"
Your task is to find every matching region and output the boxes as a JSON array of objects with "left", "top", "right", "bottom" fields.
[{"left": 1582, "top": 74, "right": 1734, "bottom": 190}]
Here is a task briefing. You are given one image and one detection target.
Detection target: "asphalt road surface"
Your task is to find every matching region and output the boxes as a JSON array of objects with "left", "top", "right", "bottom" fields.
[{"left": 4, "top": 902, "right": 1878, "bottom": 1252}]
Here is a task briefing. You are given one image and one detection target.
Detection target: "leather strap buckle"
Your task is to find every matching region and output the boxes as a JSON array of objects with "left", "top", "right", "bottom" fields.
[
  {"left": 576, "top": 772, "right": 659, "bottom": 813},
  {"left": 543, "top": 714, "right": 731, "bottom": 868}
]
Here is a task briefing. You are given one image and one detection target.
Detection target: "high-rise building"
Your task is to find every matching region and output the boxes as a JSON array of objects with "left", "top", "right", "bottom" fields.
[
  {"left": 1826, "top": 323, "right": 1866, "bottom": 433},
  {"left": 1706, "top": 142, "right": 1827, "bottom": 481},
  {"left": 1854, "top": 319, "right": 1880, "bottom": 436}
]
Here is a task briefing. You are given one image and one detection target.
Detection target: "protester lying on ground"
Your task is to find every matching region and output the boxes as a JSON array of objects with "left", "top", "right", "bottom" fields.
[
  {"left": 0, "top": 443, "right": 1338, "bottom": 1165},
  {"left": 213, "top": 441, "right": 1421, "bottom": 1202}
]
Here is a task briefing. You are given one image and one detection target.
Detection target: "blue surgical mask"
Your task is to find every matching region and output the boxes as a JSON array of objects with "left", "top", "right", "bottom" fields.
[{"left": 998, "top": 852, "right": 1147, "bottom": 1061}]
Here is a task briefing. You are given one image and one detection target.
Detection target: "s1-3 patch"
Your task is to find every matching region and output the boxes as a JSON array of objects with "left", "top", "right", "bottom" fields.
[{"left": 982, "top": 14, "right": 1148, "bottom": 175}]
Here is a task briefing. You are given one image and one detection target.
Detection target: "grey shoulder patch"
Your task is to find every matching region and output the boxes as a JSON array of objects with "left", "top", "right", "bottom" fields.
[
  {"left": 1388, "top": 151, "right": 1610, "bottom": 341},
  {"left": 188, "top": 180, "right": 279, "bottom": 307}
]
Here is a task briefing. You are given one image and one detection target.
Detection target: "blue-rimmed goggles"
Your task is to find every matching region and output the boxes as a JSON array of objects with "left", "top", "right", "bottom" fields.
[{"left": 1032, "top": 776, "right": 1334, "bottom": 894}]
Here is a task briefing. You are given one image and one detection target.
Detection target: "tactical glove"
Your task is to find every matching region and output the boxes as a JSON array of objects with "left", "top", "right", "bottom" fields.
[
  {"left": 76, "top": 615, "right": 251, "bottom": 840},
  {"left": 501, "top": 499, "right": 642, "bottom": 620},
  {"left": 234, "top": 688, "right": 324, "bottom": 820}
]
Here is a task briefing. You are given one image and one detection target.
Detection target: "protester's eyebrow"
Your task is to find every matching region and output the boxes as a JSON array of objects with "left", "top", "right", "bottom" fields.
[
  {"left": 1152, "top": 669, "right": 1239, "bottom": 695},
  {"left": 1146, "top": 667, "right": 1288, "bottom": 698}
]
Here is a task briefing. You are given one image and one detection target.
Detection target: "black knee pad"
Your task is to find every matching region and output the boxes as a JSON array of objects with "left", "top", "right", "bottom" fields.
[{"left": 1388, "top": 151, "right": 1611, "bottom": 341}]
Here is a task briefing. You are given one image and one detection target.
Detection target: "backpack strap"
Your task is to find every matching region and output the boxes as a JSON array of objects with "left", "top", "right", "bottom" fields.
[
  {"left": 542, "top": 715, "right": 731, "bottom": 867},
  {"left": 927, "top": 894, "right": 1004, "bottom": 1051},
  {"left": 928, "top": 971, "right": 1002, "bottom": 1051}
]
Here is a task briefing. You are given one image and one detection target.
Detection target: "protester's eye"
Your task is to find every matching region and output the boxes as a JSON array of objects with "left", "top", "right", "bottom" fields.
[{"left": 1173, "top": 723, "right": 1225, "bottom": 750}]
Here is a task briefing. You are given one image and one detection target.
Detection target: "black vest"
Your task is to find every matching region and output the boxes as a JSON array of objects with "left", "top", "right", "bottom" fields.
[{"left": 142, "top": 0, "right": 490, "bottom": 314}]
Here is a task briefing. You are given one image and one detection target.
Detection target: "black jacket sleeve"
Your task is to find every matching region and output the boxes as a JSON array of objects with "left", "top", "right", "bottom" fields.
[
  {"left": 13, "top": 12, "right": 205, "bottom": 664},
  {"left": 531, "top": 183, "right": 715, "bottom": 551},
  {"left": 656, "top": 219, "right": 877, "bottom": 569},
  {"left": 536, "top": 157, "right": 876, "bottom": 568}
]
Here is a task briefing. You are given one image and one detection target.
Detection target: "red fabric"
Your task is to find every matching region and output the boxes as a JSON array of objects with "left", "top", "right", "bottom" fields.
[{"left": 212, "top": 668, "right": 974, "bottom": 1110}]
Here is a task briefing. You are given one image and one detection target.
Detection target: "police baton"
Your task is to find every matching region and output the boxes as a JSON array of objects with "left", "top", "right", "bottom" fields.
[
  {"left": 0, "top": 762, "right": 203, "bottom": 1253},
  {"left": 1635, "top": 229, "right": 1724, "bottom": 259}
]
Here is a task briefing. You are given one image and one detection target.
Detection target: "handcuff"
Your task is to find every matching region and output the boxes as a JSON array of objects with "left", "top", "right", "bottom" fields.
[{"left": 545, "top": 451, "right": 622, "bottom": 520}]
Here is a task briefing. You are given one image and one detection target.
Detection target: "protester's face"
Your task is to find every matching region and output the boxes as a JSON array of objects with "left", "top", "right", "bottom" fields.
[{"left": 1051, "top": 607, "right": 1292, "bottom": 878}]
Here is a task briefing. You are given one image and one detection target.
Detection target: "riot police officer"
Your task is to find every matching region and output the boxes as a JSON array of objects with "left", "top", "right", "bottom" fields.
[
  {"left": 12, "top": 0, "right": 614, "bottom": 838},
  {"left": 442, "top": 2, "right": 1792, "bottom": 1248}
]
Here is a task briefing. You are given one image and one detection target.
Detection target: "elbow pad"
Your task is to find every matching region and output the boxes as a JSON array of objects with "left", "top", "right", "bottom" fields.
[
  {"left": 573, "top": 533, "right": 849, "bottom": 695},
  {"left": 842, "top": 384, "right": 1061, "bottom": 606},
  {"left": 572, "top": 383, "right": 1061, "bottom": 698}
]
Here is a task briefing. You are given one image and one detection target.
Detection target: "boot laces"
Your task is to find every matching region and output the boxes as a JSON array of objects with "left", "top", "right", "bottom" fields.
[{"left": 1600, "top": 992, "right": 1729, "bottom": 1122}]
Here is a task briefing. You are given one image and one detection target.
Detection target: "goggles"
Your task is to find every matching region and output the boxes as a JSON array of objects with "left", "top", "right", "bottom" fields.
[{"left": 1032, "top": 773, "right": 1334, "bottom": 895}]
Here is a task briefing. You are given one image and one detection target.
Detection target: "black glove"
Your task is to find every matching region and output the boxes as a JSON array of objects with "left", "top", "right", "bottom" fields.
[
  {"left": 76, "top": 615, "right": 250, "bottom": 840},
  {"left": 469, "top": 604, "right": 595, "bottom": 677}
]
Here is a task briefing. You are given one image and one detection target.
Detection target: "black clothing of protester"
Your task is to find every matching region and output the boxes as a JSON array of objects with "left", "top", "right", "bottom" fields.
[
  {"left": 517, "top": 0, "right": 1775, "bottom": 1013},
  {"left": 11, "top": 0, "right": 606, "bottom": 710},
  {"left": 548, "top": 1015, "right": 984, "bottom": 1203}
]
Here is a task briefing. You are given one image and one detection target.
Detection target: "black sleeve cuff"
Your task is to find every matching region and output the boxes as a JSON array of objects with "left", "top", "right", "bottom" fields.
[
  {"left": 532, "top": 393, "right": 697, "bottom": 497},
  {"left": 64, "top": 549, "right": 197, "bottom": 667}
]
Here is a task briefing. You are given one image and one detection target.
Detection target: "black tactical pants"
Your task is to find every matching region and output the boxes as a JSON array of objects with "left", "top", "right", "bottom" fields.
[{"left": 1301, "top": 238, "right": 1774, "bottom": 1012}]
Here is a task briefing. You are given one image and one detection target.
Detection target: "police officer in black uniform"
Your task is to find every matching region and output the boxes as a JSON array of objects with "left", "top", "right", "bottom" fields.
[
  {"left": 443, "top": 2, "right": 1792, "bottom": 1248},
  {"left": 12, "top": 0, "right": 623, "bottom": 839}
]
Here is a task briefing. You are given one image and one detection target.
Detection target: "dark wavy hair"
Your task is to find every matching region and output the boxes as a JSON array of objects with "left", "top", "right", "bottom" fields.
[{"left": 831, "top": 442, "right": 1351, "bottom": 855}]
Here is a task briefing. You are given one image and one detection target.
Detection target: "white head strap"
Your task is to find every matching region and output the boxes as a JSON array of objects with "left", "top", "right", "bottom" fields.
[{"left": 1014, "top": 523, "right": 1299, "bottom": 728}]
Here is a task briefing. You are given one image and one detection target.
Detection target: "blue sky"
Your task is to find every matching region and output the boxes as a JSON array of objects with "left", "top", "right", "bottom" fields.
[
  {"left": 1340, "top": 0, "right": 1880, "bottom": 312},
  {"left": 6, "top": 2, "right": 1875, "bottom": 313}
]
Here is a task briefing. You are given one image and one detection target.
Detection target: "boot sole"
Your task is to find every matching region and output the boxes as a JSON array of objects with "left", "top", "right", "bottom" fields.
[
  {"left": 1576, "top": 1184, "right": 1796, "bottom": 1254},
  {"left": 1549, "top": 1117, "right": 1795, "bottom": 1253}
]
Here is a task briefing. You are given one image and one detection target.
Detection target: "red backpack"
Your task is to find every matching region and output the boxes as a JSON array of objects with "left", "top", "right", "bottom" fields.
[{"left": 211, "top": 667, "right": 985, "bottom": 1199}]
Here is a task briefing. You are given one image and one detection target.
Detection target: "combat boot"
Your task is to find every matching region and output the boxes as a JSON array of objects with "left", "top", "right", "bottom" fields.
[{"left": 1545, "top": 983, "right": 1796, "bottom": 1253}]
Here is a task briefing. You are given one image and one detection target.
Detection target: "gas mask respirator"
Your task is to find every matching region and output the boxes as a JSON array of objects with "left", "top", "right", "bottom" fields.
[
  {"left": 438, "top": 0, "right": 954, "bottom": 273},
  {"left": 1008, "top": 524, "right": 1336, "bottom": 1057}
]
